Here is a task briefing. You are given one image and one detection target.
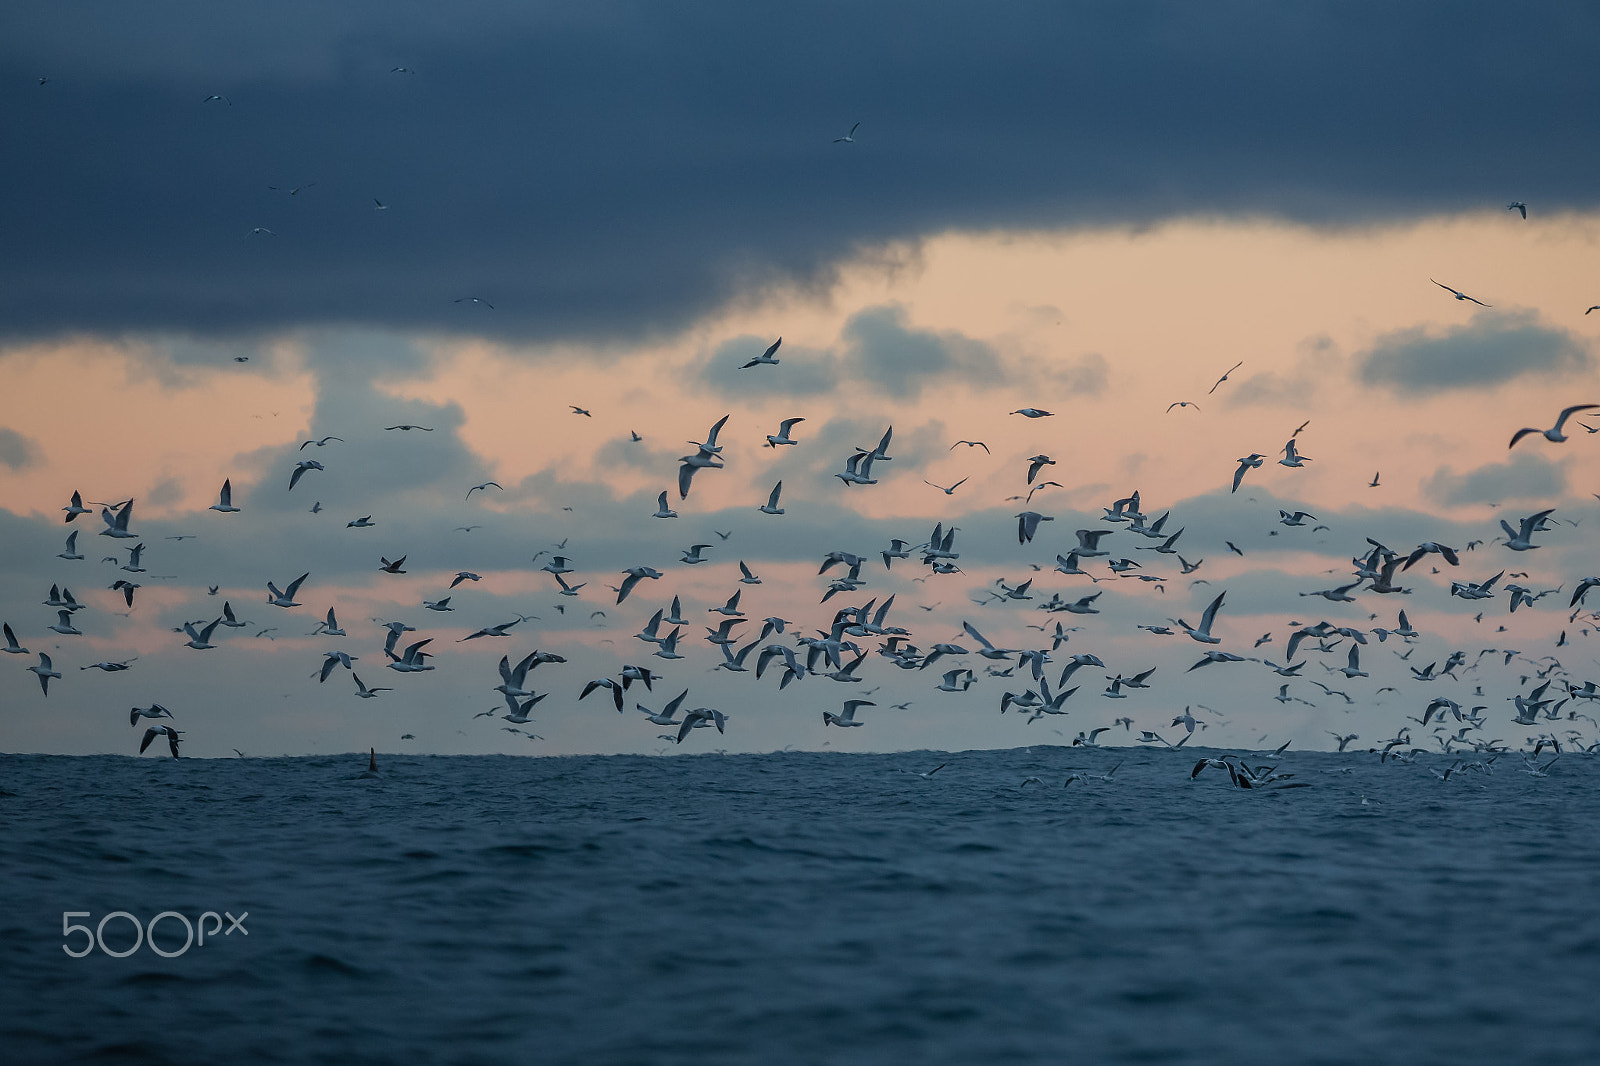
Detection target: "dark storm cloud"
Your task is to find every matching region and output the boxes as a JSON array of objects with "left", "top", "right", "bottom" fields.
[
  {"left": 4, "top": 2, "right": 1600, "bottom": 341},
  {"left": 1356, "top": 312, "right": 1593, "bottom": 395}
]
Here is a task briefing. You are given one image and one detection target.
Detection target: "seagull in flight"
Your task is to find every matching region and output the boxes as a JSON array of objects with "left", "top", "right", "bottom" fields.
[
  {"left": 833, "top": 122, "right": 860, "bottom": 143},
  {"left": 1431, "top": 279, "right": 1490, "bottom": 306},
  {"left": 300, "top": 436, "right": 343, "bottom": 449},
  {"left": 740, "top": 338, "right": 781, "bottom": 368},
  {"left": 765, "top": 417, "right": 805, "bottom": 447},
  {"left": 466, "top": 481, "right": 503, "bottom": 499},
  {"left": 924, "top": 478, "right": 968, "bottom": 495},
  {"left": 950, "top": 440, "right": 990, "bottom": 453},
  {"left": 1508, "top": 201, "right": 1527, "bottom": 219},
  {"left": 384, "top": 424, "right": 434, "bottom": 432},
  {"left": 454, "top": 297, "right": 494, "bottom": 309},
  {"left": 1508, "top": 404, "right": 1600, "bottom": 448},
  {"left": 1166, "top": 401, "right": 1201, "bottom": 412},
  {"left": 1232, "top": 454, "right": 1265, "bottom": 493},
  {"left": 758, "top": 482, "right": 785, "bottom": 515},
  {"left": 210, "top": 479, "right": 241, "bottom": 513},
  {"left": 1208, "top": 361, "right": 1243, "bottom": 395}
]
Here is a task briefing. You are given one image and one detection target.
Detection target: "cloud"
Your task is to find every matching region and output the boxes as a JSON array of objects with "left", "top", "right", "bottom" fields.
[
  {"left": 1356, "top": 311, "right": 1592, "bottom": 395},
  {"left": 840, "top": 304, "right": 1004, "bottom": 398},
  {"left": 1422, "top": 452, "right": 1568, "bottom": 506},
  {"left": 0, "top": 427, "right": 37, "bottom": 469},
  {"left": 6, "top": 4, "right": 1600, "bottom": 340}
]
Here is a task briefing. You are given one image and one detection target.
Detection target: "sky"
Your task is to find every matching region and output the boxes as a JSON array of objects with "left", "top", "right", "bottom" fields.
[{"left": 5, "top": 2, "right": 1600, "bottom": 758}]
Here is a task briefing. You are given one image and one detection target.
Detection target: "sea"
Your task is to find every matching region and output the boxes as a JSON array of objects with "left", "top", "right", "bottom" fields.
[{"left": 3, "top": 746, "right": 1598, "bottom": 1065}]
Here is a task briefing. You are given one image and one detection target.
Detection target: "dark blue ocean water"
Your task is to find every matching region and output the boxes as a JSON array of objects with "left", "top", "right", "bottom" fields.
[{"left": 3, "top": 747, "right": 1598, "bottom": 1065}]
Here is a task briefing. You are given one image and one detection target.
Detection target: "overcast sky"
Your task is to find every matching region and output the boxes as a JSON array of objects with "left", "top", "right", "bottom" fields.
[{"left": 5, "top": 2, "right": 1600, "bottom": 758}]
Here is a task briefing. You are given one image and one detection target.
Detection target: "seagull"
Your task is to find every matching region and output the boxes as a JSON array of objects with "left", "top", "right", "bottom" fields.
[
  {"left": 453, "top": 297, "right": 494, "bottom": 309},
  {"left": 1508, "top": 201, "right": 1527, "bottom": 219},
  {"left": 678, "top": 447, "right": 725, "bottom": 499},
  {"left": 833, "top": 122, "right": 860, "bottom": 143},
  {"left": 1010, "top": 408, "right": 1053, "bottom": 418},
  {"left": 98, "top": 500, "right": 137, "bottom": 539},
  {"left": 353, "top": 674, "right": 393, "bottom": 699},
  {"left": 387, "top": 639, "right": 435, "bottom": 672},
  {"left": 653, "top": 492, "right": 678, "bottom": 519},
  {"left": 27, "top": 652, "right": 61, "bottom": 694},
  {"left": 1431, "top": 279, "right": 1490, "bottom": 307},
  {"left": 210, "top": 479, "right": 241, "bottom": 513},
  {"left": 824, "top": 700, "right": 873, "bottom": 727},
  {"left": 465, "top": 481, "right": 503, "bottom": 499},
  {"left": 897, "top": 763, "right": 947, "bottom": 780},
  {"left": 62, "top": 491, "right": 93, "bottom": 523},
  {"left": 48, "top": 609, "right": 81, "bottom": 635},
  {"left": 288, "top": 460, "right": 323, "bottom": 490},
  {"left": 1016, "top": 511, "right": 1054, "bottom": 544},
  {"left": 1279, "top": 439, "right": 1312, "bottom": 467},
  {"left": 140, "top": 725, "right": 183, "bottom": 757},
  {"left": 1500, "top": 509, "right": 1555, "bottom": 551},
  {"left": 181, "top": 619, "right": 222, "bottom": 650},
  {"left": 346, "top": 516, "right": 375, "bottom": 528},
  {"left": 384, "top": 424, "right": 434, "bottom": 432},
  {"left": 378, "top": 555, "right": 407, "bottom": 574},
  {"left": 925, "top": 477, "right": 968, "bottom": 495},
  {"left": 616, "top": 566, "right": 663, "bottom": 604},
  {"left": 1174, "top": 591, "right": 1227, "bottom": 644},
  {"left": 1508, "top": 404, "right": 1600, "bottom": 448},
  {"left": 1369, "top": 472, "right": 1381, "bottom": 488},
  {"left": 675, "top": 707, "right": 729, "bottom": 743},
  {"left": 130, "top": 703, "right": 174, "bottom": 726},
  {"left": 1166, "top": 401, "right": 1201, "bottom": 412},
  {"left": 1208, "top": 361, "right": 1243, "bottom": 395},
  {"left": 203, "top": 93, "right": 231, "bottom": 105},
  {"left": 757, "top": 416, "right": 808, "bottom": 449},
  {"left": 738, "top": 561, "right": 762, "bottom": 585},
  {"left": 681, "top": 543, "right": 712, "bottom": 565},
  {"left": 266, "top": 573, "right": 309, "bottom": 608},
  {"left": 741, "top": 338, "right": 782, "bottom": 368},
  {"left": 320, "top": 651, "right": 358, "bottom": 682},
  {"left": 759, "top": 482, "right": 785, "bottom": 515},
  {"left": 2, "top": 623, "right": 28, "bottom": 654},
  {"left": 1232, "top": 454, "right": 1265, "bottom": 493}
]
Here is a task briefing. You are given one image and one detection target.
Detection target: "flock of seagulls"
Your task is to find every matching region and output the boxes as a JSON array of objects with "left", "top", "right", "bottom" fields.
[{"left": 9, "top": 181, "right": 1600, "bottom": 792}]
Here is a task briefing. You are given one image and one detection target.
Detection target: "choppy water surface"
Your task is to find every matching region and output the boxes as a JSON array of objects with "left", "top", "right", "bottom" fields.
[{"left": 3, "top": 746, "right": 1599, "bottom": 1065}]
